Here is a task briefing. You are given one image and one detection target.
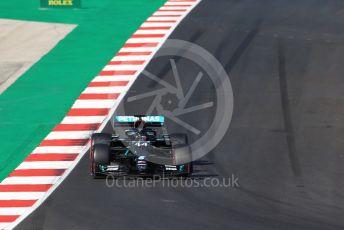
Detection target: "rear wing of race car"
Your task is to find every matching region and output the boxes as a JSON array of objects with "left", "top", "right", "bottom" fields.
[{"left": 113, "top": 115, "right": 165, "bottom": 127}]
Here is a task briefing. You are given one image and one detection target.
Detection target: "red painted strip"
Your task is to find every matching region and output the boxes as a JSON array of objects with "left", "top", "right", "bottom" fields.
[
  {"left": 25, "top": 154, "right": 78, "bottom": 162},
  {"left": 146, "top": 20, "right": 177, "bottom": 23},
  {"left": 117, "top": 52, "right": 152, "bottom": 56},
  {"left": 99, "top": 70, "right": 136, "bottom": 76},
  {"left": 163, "top": 4, "right": 192, "bottom": 7},
  {"left": 0, "top": 215, "right": 19, "bottom": 222},
  {"left": 88, "top": 81, "right": 128, "bottom": 87},
  {"left": 0, "top": 200, "right": 37, "bottom": 207},
  {"left": 131, "top": 34, "right": 165, "bottom": 38},
  {"left": 78, "top": 93, "right": 119, "bottom": 100},
  {"left": 10, "top": 169, "right": 66, "bottom": 177},
  {"left": 158, "top": 9, "right": 187, "bottom": 12},
  {"left": 0, "top": 184, "right": 52, "bottom": 192},
  {"left": 40, "top": 139, "right": 88, "bottom": 147},
  {"left": 139, "top": 26, "right": 171, "bottom": 30},
  {"left": 151, "top": 15, "right": 182, "bottom": 17},
  {"left": 108, "top": 60, "right": 145, "bottom": 65},
  {"left": 124, "top": 43, "right": 158, "bottom": 47},
  {"left": 53, "top": 124, "right": 100, "bottom": 131},
  {"left": 0, "top": 2, "right": 198, "bottom": 224},
  {"left": 67, "top": 108, "right": 110, "bottom": 116}
]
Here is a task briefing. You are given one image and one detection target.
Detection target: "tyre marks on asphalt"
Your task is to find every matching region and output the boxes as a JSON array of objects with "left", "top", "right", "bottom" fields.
[{"left": 277, "top": 39, "right": 303, "bottom": 184}]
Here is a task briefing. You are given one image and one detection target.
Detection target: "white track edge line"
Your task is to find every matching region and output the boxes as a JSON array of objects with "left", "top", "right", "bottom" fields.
[{"left": 3, "top": 1, "right": 201, "bottom": 229}]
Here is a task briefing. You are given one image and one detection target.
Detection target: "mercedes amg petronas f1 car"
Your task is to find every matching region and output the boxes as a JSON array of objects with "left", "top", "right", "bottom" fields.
[{"left": 90, "top": 115, "right": 193, "bottom": 178}]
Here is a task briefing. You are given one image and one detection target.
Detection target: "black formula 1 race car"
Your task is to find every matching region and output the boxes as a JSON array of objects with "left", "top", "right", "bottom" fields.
[{"left": 90, "top": 115, "right": 193, "bottom": 178}]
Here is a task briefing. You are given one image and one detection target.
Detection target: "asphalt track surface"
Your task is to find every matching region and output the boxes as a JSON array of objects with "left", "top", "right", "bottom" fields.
[{"left": 17, "top": 0, "right": 344, "bottom": 229}]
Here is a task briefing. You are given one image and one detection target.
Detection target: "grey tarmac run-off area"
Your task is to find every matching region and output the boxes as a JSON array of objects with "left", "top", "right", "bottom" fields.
[
  {"left": 17, "top": 0, "right": 344, "bottom": 229},
  {"left": 0, "top": 19, "right": 75, "bottom": 94}
]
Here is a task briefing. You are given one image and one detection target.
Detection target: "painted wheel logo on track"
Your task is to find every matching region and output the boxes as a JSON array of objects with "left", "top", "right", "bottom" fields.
[{"left": 116, "top": 39, "right": 234, "bottom": 163}]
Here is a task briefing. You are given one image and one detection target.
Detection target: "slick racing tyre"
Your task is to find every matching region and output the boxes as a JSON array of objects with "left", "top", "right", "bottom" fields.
[
  {"left": 91, "top": 144, "right": 110, "bottom": 179},
  {"left": 172, "top": 144, "right": 192, "bottom": 165},
  {"left": 93, "top": 144, "right": 110, "bottom": 165},
  {"left": 91, "top": 133, "right": 112, "bottom": 146},
  {"left": 90, "top": 133, "right": 111, "bottom": 177}
]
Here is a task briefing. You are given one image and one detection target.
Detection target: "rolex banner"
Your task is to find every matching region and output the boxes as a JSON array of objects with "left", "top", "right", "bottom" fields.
[{"left": 40, "top": 0, "right": 81, "bottom": 8}]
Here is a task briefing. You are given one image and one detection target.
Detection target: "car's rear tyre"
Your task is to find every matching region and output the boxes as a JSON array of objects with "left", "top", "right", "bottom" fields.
[{"left": 91, "top": 133, "right": 112, "bottom": 146}]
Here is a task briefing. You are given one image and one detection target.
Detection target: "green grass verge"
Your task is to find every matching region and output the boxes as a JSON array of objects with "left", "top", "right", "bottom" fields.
[{"left": 0, "top": 0, "right": 165, "bottom": 181}]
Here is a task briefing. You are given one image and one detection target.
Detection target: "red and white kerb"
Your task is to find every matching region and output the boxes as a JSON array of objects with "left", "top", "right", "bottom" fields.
[{"left": 0, "top": 0, "right": 201, "bottom": 229}]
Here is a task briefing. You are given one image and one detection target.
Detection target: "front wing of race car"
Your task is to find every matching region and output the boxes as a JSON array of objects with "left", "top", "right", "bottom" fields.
[{"left": 93, "top": 160, "right": 193, "bottom": 178}]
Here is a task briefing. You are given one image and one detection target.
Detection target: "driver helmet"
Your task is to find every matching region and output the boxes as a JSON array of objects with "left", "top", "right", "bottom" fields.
[{"left": 134, "top": 119, "right": 146, "bottom": 129}]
